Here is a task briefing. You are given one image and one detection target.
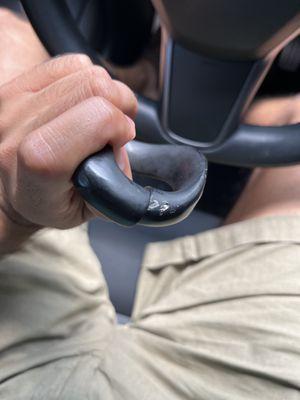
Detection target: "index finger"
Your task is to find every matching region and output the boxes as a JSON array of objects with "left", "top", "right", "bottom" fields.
[{"left": 2, "top": 53, "right": 92, "bottom": 93}]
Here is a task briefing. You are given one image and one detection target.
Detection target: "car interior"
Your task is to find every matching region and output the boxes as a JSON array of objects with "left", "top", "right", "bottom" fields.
[{"left": 3, "top": 0, "right": 300, "bottom": 324}]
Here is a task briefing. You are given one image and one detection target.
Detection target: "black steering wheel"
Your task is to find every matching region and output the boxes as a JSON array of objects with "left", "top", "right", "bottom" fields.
[{"left": 20, "top": 0, "right": 300, "bottom": 226}]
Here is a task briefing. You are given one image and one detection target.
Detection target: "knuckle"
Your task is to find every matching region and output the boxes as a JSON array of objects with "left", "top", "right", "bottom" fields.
[
  {"left": 18, "top": 132, "right": 58, "bottom": 179},
  {"left": 64, "top": 53, "right": 92, "bottom": 69},
  {"left": 86, "top": 77, "right": 103, "bottom": 98},
  {"left": 87, "top": 96, "right": 115, "bottom": 123},
  {"left": 85, "top": 66, "right": 112, "bottom": 96},
  {"left": 90, "top": 65, "right": 111, "bottom": 80},
  {"left": 94, "top": 99, "right": 136, "bottom": 141},
  {"left": 51, "top": 54, "right": 92, "bottom": 76},
  {"left": 18, "top": 136, "right": 41, "bottom": 173},
  {"left": 84, "top": 97, "right": 135, "bottom": 143},
  {"left": 109, "top": 111, "right": 136, "bottom": 144},
  {"left": 17, "top": 137, "right": 36, "bottom": 170},
  {"left": 114, "top": 80, "right": 138, "bottom": 116}
]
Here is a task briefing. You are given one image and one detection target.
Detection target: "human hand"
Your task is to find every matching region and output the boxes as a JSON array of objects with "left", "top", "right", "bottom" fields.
[{"left": 0, "top": 54, "right": 137, "bottom": 252}]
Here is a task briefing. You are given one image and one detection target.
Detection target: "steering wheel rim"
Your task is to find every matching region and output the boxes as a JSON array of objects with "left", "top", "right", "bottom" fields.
[
  {"left": 21, "top": 0, "right": 300, "bottom": 168},
  {"left": 20, "top": 0, "right": 209, "bottom": 227}
]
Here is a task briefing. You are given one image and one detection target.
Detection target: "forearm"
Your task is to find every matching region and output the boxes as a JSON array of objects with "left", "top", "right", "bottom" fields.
[{"left": 0, "top": 8, "right": 49, "bottom": 87}]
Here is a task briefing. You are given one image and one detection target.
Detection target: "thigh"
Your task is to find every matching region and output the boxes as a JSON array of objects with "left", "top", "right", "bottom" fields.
[
  {"left": 2, "top": 216, "right": 300, "bottom": 400},
  {"left": 102, "top": 216, "right": 300, "bottom": 399},
  {"left": 0, "top": 224, "right": 116, "bottom": 385}
]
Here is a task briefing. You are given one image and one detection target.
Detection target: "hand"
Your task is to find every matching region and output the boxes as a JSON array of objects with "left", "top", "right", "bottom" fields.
[
  {"left": 0, "top": 8, "right": 49, "bottom": 85},
  {"left": 0, "top": 54, "right": 137, "bottom": 252}
]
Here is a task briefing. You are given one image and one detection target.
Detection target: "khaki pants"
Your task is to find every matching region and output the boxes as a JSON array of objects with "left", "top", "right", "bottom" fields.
[{"left": 0, "top": 216, "right": 300, "bottom": 399}]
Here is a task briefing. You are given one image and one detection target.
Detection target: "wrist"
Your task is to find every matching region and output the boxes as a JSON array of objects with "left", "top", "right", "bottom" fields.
[{"left": 0, "top": 206, "right": 40, "bottom": 255}]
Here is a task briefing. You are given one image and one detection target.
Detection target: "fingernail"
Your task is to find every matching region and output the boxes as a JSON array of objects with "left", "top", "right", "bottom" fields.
[
  {"left": 126, "top": 115, "right": 135, "bottom": 131},
  {"left": 115, "top": 147, "right": 126, "bottom": 172}
]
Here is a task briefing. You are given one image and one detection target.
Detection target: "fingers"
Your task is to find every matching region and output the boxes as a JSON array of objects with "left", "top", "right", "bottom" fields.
[
  {"left": 113, "top": 80, "right": 138, "bottom": 119},
  {"left": 31, "top": 66, "right": 137, "bottom": 127},
  {"left": 84, "top": 143, "right": 133, "bottom": 220},
  {"left": 2, "top": 53, "right": 92, "bottom": 93},
  {"left": 18, "top": 97, "right": 136, "bottom": 181},
  {"left": 114, "top": 146, "right": 132, "bottom": 178}
]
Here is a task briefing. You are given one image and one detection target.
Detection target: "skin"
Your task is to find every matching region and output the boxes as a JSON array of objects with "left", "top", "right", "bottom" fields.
[
  {"left": 0, "top": 9, "right": 137, "bottom": 253},
  {"left": 0, "top": 8, "right": 299, "bottom": 254},
  {"left": 225, "top": 96, "right": 300, "bottom": 224},
  {"left": 0, "top": 8, "right": 48, "bottom": 83}
]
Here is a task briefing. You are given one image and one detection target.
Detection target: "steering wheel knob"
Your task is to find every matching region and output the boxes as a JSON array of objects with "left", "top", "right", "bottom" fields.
[{"left": 73, "top": 141, "right": 207, "bottom": 226}]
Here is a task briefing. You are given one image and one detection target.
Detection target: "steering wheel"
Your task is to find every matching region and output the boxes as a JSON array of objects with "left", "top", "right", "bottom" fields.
[{"left": 21, "top": 0, "right": 300, "bottom": 226}]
